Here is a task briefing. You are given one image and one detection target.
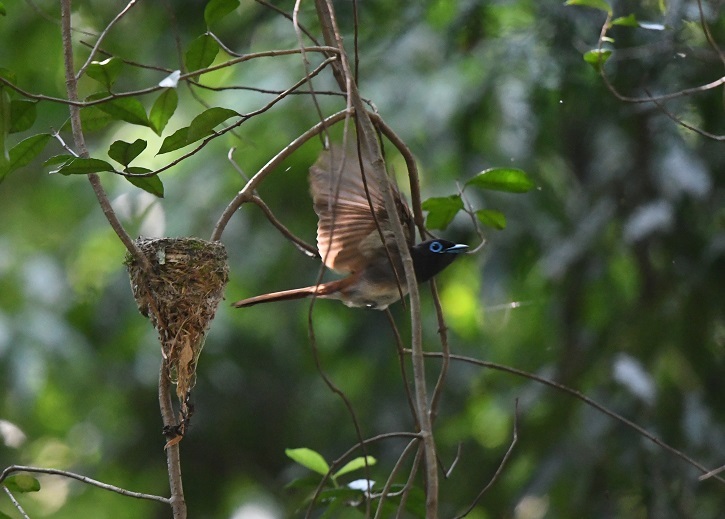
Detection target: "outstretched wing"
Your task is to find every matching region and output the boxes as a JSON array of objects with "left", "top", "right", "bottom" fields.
[{"left": 309, "top": 144, "right": 413, "bottom": 274}]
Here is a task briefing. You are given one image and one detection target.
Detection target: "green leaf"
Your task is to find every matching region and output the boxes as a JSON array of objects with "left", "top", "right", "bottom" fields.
[
  {"left": 583, "top": 48, "right": 613, "bottom": 71},
  {"left": 205, "top": 0, "right": 240, "bottom": 26},
  {"left": 109, "top": 138, "right": 147, "bottom": 166},
  {"left": 0, "top": 133, "right": 51, "bottom": 181},
  {"left": 9, "top": 100, "right": 37, "bottom": 133},
  {"left": 52, "top": 157, "right": 116, "bottom": 175},
  {"left": 564, "top": 0, "right": 612, "bottom": 15},
  {"left": 422, "top": 195, "right": 464, "bottom": 230},
  {"left": 43, "top": 154, "right": 75, "bottom": 170},
  {"left": 0, "top": 2, "right": 6, "bottom": 16},
  {"left": 334, "top": 456, "right": 377, "bottom": 478},
  {"left": 0, "top": 68, "right": 16, "bottom": 85},
  {"left": 187, "top": 107, "right": 238, "bottom": 142},
  {"left": 85, "top": 57, "right": 123, "bottom": 89},
  {"left": 285, "top": 448, "right": 330, "bottom": 476},
  {"left": 80, "top": 106, "right": 114, "bottom": 132},
  {"left": 185, "top": 34, "right": 220, "bottom": 74},
  {"left": 4, "top": 474, "right": 41, "bottom": 493},
  {"left": 475, "top": 209, "right": 507, "bottom": 230},
  {"left": 125, "top": 167, "right": 164, "bottom": 198},
  {"left": 158, "top": 127, "right": 190, "bottom": 154},
  {"left": 612, "top": 13, "right": 638, "bottom": 27},
  {"left": 149, "top": 89, "right": 178, "bottom": 135},
  {"left": 94, "top": 95, "right": 150, "bottom": 127},
  {"left": 465, "top": 168, "right": 535, "bottom": 193}
]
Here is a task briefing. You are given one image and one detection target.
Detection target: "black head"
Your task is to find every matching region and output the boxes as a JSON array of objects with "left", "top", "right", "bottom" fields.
[{"left": 410, "top": 239, "right": 468, "bottom": 283}]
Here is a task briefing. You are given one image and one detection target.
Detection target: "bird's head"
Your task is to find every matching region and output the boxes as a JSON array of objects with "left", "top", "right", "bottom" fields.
[{"left": 410, "top": 239, "right": 469, "bottom": 283}]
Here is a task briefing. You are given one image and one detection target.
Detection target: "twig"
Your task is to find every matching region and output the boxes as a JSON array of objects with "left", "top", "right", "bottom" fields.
[
  {"left": 0, "top": 465, "right": 170, "bottom": 504},
  {"left": 452, "top": 400, "right": 519, "bottom": 518},
  {"left": 250, "top": 195, "right": 319, "bottom": 257},
  {"left": 386, "top": 309, "right": 421, "bottom": 429},
  {"left": 159, "top": 362, "right": 187, "bottom": 519},
  {"left": 428, "top": 280, "right": 449, "bottom": 425},
  {"left": 418, "top": 351, "right": 725, "bottom": 485},
  {"left": 59, "top": 0, "right": 153, "bottom": 275},
  {"left": 75, "top": 0, "right": 139, "bottom": 81},
  {"left": 373, "top": 439, "right": 419, "bottom": 519},
  {"left": 210, "top": 110, "right": 350, "bottom": 241},
  {"left": 2, "top": 485, "right": 30, "bottom": 519}
]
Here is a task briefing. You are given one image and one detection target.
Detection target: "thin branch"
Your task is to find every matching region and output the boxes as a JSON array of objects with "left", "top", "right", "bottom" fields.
[
  {"left": 0, "top": 465, "right": 170, "bottom": 504},
  {"left": 59, "top": 0, "right": 153, "bottom": 275},
  {"left": 2, "top": 485, "right": 31, "bottom": 519},
  {"left": 211, "top": 109, "right": 350, "bottom": 241},
  {"left": 452, "top": 400, "right": 519, "bottom": 518},
  {"left": 0, "top": 46, "right": 339, "bottom": 108},
  {"left": 428, "top": 280, "right": 449, "bottom": 425},
  {"left": 159, "top": 362, "right": 187, "bottom": 519},
  {"left": 418, "top": 351, "right": 725, "bottom": 485},
  {"left": 373, "top": 439, "right": 419, "bottom": 519},
  {"left": 386, "top": 309, "right": 421, "bottom": 429},
  {"left": 75, "top": 0, "right": 139, "bottom": 80},
  {"left": 255, "top": 0, "right": 322, "bottom": 47},
  {"left": 250, "top": 195, "right": 319, "bottom": 257}
]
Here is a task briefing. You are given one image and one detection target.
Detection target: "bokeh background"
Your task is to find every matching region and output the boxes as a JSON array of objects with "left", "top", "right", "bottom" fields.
[{"left": 1, "top": 0, "right": 724, "bottom": 517}]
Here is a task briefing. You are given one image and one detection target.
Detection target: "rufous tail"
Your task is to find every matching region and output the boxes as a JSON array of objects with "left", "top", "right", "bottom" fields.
[{"left": 232, "top": 279, "right": 348, "bottom": 308}]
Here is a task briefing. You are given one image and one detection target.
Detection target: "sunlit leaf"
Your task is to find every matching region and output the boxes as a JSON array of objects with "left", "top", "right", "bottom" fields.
[
  {"left": 0, "top": 133, "right": 50, "bottom": 182},
  {"left": 9, "top": 100, "right": 37, "bottom": 133},
  {"left": 583, "top": 48, "right": 613, "bottom": 71},
  {"left": 475, "top": 209, "right": 507, "bottom": 230},
  {"left": 638, "top": 21, "right": 666, "bottom": 31},
  {"left": 85, "top": 57, "right": 123, "bottom": 89},
  {"left": 185, "top": 34, "right": 219, "bottom": 74},
  {"left": 187, "top": 107, "right": 238, "bottom": 142},
  {"left": 564, "top": 0, "right": 612, "bottom": 15},
  {"left": 150, "top": 89, "right": 178, "bottom": 135},
  {"left": 334, "top": 456, "right": 376, "bottom": 478},
  {"left": 421, "top": 195, "right": 464, "bottom": 230},
  {"left": 205, "top": 0, "right": 240, "bottom": 27},
  {"left": 4, "top": 474, "right": 41, "bottom": 493},
  {"left": 158, "top": 127, "right": 190, "bottom": 154},
  {"left": 94, "top": 95, "right": 150, "bottom": 127},
  {"left": 612, "top": 13, "right": 638, "bottom": 27},
  {"left": 109, "top": 139, "right": 147, "bottom": 166},
  {"left": 285, "top": 447, "right": 330, "bottom": 476},
  {"left": 465, "top": 168, "right": 534, "bottom": 193},
  {"left": 125, "top": 167, "right": 164, "bottom": 198},
  {"left": 43, "top": 154, "right": 75, "bottom": 170},
  {"left": 52, "top": 157, "right": 116, "bottom": 175}
]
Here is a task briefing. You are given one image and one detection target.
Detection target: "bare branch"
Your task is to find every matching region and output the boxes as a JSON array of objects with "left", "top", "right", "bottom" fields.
[
  {"left": 419, "top": 351, "right": 725, "bottom": 485},
  {"left": 1, "top": 485, "right": 31, "bottom": 519},
  {"left": 159, "top": 362, "right": 187, "bottom": 519},
  {"left": 75, "top": 0, "right": 140, "bottom": 80},
  {"left": 59, "top": 0, "right": 153, "bottom": 276},
  {"left": 0, "top": 465, "right": 170, "bottom": 504},
  {"left": 211, "top": 110, "right": 350, "bottom": 241}
]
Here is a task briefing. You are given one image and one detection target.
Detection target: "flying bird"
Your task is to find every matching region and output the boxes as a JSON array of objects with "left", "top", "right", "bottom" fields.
[{"left": 233, "top": 144, "right": 468, "bottom": 310}]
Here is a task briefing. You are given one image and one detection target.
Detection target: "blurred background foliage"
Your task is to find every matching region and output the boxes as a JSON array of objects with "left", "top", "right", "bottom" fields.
[{"left": 1, "top": 0, "right": 724, "bottom": 518}]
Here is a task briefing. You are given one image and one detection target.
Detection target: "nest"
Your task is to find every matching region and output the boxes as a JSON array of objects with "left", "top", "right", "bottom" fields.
[{"left": 126, "top": 237, "right": 229, "bottom": 401}]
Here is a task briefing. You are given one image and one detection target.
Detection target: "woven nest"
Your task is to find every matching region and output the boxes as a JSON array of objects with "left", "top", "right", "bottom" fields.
[{"left": 126, "top": 237, "right": 229, "bottom": 400}]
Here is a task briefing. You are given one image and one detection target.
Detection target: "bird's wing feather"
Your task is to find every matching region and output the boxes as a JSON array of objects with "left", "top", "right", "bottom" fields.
[{"left": 310, "top": 144, "right": 412, "bottom": 274}]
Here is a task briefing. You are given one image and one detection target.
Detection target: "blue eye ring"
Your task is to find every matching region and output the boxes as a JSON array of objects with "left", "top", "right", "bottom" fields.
[{"left": 429, "top": 241, "right": 443, "bottom": 253}]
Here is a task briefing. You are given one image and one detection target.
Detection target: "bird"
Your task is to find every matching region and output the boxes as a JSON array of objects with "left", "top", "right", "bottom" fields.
[{"left": 233, "top": 143, "right": 468, "bottom": 310}]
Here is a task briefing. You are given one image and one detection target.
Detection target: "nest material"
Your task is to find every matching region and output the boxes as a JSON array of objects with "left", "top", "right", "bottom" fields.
[{"left": 127, "top": 237, "right": 229, "bottom": 399}]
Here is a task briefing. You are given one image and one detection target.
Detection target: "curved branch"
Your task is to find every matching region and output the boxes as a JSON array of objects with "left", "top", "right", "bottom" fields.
[
  {"left": 0, "top": 465, "right": 170, "bottom": 504},
  {"left": 210, "top": 110, "right": 350, "bottom": 241}
]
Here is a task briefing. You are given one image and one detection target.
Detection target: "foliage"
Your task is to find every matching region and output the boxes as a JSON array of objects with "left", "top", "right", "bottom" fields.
[{"left": 0, "top": 0, "right": 724, "bottom": 518}]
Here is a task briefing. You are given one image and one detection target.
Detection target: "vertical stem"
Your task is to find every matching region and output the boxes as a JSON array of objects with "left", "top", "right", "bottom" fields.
[
  {"left": 59, "top": 0, "right": 153, "bottom": 275},
  {"left": 313, "top": 2, "right": 439, "bottom": 516},
  {"left": 159, "top": 363, "right": 187, "bottom": 519}
]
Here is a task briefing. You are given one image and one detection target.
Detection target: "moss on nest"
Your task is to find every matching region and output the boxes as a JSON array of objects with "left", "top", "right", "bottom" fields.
[{"left": 127, "top": 237, "right": 229, "bottom": 400}]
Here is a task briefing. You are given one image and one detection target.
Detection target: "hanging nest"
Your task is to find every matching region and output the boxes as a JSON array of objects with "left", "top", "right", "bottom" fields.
[{"left": 126, "top": 237, "right": 229, "bottom": 401}]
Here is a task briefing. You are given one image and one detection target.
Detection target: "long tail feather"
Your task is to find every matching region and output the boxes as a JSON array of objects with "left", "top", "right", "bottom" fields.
[{"left": 232, "top": 279, "right": 348, "bottom": 308}]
